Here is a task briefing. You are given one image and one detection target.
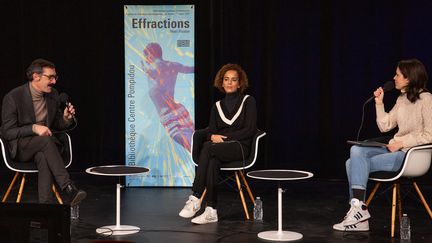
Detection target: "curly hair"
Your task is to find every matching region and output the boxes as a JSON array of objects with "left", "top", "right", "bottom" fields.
[
  {"left": 213, "top": 63, "right": 249, "bottom": 93},
  {"left": 397, "top": 59, "right": 428, "bottom": 103}
]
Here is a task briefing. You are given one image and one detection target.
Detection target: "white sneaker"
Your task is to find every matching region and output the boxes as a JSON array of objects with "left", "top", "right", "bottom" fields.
[
  {"left": 342, "top": 198, "right": 371, "bottom": 226},
  {"left": 179, "top": 195, "right": 201, "bottom": 218},
  {"left": 191, "top": 206, "right": 218, "bottom": 224},
  {"left": 333, "top": 220, "right": 369, "bottom": 232}
]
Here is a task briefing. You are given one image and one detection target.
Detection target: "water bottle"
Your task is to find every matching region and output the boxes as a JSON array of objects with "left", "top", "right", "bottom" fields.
[
  {"left": 253, "top": 197, "right": 263, "bottom": 221},
  {"left": 71, "top": 205, "right": 79, "bottom": 220},
  {"left": 400, "top": 213, "right": 411, "bottom": 240}
]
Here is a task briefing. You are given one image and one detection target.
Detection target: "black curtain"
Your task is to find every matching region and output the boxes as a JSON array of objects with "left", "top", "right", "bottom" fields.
[{"left": 1, "top": 0, "right": 432, "bottom": 180}]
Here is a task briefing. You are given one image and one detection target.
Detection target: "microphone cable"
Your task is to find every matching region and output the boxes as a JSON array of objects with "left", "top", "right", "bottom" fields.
[
  {"left": 356, "top": 100, "right": 368, "bottom": 141},
  {"left": 52, "top": 105, "right": 78, "bottom": 134},
  {"left": 52, "top": 118, "right": 78, "bottom": 134},
  {"left": 356, "top": 81, "right": 394, "bottom": 141}
]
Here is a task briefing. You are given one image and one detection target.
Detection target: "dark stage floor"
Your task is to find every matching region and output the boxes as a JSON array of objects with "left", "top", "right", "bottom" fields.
[{"left": 1, "top": 172, "right": 432, "bottom": 243}]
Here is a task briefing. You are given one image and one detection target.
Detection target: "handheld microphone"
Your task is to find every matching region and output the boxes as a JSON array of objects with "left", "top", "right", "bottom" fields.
[
  {"left": 364, "top": 81, "right": 395, "bottom": 103},
  {"left": 383, "top": 80, "right": 395, "bottom": 91},
  {"left": 59, "top": 93, "right": 77, "bottom": 123},
  {"left": 356, "top": 81, "right": 395, "bottom": 141},
  {"left": 52, "top": 92, "right": 78, "bottom": 133},
  {"left": 58, "top": 93, "right": 70, "bottom": 109}
]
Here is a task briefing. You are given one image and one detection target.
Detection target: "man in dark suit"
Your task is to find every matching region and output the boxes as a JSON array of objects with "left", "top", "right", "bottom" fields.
[{"left": 1, "top": 58, "right": 86, "bottom": 205}]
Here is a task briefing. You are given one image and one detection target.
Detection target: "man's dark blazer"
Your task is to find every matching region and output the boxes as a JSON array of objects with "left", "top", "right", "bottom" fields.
[{"left": 0, "top": 82, "right": 70, "bottom": 159}]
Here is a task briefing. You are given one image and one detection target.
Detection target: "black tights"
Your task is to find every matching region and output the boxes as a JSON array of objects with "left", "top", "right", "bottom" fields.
[{"left": 192, "top": 141, "right": 249, "bottom": 208}]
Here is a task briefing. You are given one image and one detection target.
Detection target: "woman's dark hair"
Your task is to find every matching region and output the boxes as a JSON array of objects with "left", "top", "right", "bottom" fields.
[
  {"left": 213, "top": 63, "right": 249, "bottom": 93},
  {"left": 397, "top": 58, "right": 428, "bottom": 103},
  {"left": 26, "top": 58, "right": 55, "bottom": 81}
]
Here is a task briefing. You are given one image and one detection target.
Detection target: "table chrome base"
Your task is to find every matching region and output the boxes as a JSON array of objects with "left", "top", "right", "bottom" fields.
[
  {"left": 258, "top": 230, "right": 303, "bottom": 241},
  {"left": 96, "top": 225, "right": 140, "bottom": 236}
]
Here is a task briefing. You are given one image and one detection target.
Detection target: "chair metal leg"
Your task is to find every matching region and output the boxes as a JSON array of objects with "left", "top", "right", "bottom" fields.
[
  {"left": 239, "top": 170, "right": 255, "bottom": 204},
  {"left": 366, "top": 182, "right": 381, "bottom": 206},
  {"left": 17, "top": 173, "right": 26, "bottom": 203},
  {"left": 235, "top": 171, "right": 250, "bottom": 219},
  {"left": 391, "top": 183, "right": 397, "bottom": 238},
  {"left": 52, "top": 185, "right": 63, "bottom": 204},
  {"left": 412, "top": 181, "right": 432, "bottom": 219},
  {"left": 2, "top": 172, "right": 20, "bottom": 202}
]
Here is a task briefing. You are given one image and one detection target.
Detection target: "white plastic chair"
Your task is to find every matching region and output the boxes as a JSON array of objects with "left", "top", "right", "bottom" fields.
[
  {"left": 191, "top": 128, "right": 266, "bottom": 219},
  {"left": 365, "top": 143, "right": 432, "bottom": 237},
  {"left": 0, "top": 133, "right": 72, "bottom": 203}
]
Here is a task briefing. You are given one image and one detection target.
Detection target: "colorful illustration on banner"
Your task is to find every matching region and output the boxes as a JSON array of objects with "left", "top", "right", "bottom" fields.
[{"left": 141, "top": 42, "right": 194, "bottom": 152}]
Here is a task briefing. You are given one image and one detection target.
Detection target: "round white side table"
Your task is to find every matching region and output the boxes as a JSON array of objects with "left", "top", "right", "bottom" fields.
[
  {"left": 247, "top": 169, "right": 313, "bottom": 241},
  {"left": 86, "top": 165, "right": 149, "bottom": 236}
]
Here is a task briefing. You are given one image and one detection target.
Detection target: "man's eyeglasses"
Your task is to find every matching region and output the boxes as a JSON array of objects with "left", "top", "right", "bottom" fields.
[{"left": 41, "top": 74, "right": 59, "bottom": 81}]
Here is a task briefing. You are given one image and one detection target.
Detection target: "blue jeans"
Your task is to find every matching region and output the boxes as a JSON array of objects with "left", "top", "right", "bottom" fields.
[{"left": 345, "top": 145, "right": 405, "bottom": 201}]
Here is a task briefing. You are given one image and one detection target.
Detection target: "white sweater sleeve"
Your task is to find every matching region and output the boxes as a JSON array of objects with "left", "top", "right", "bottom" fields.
[{"left": 375, "top": 101, "right": 398, "bottom": 133}]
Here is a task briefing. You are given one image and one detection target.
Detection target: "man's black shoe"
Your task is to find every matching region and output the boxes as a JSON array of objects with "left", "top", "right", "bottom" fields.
[{"left": 65, "top": 184, "right": 87, "bottom": 206}]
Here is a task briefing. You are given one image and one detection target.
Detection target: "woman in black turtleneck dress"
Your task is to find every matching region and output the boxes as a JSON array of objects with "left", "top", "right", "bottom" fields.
[{"left": 179, "top": 63, "right": 257, "bottom": 224}]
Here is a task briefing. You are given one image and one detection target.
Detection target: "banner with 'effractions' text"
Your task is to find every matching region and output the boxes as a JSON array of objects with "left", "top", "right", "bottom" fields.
[{"left": 124, "top": 5, "right": 195, "bottom": 187}]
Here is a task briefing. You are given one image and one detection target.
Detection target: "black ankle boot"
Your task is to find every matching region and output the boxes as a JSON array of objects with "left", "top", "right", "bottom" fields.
[{"left": 65, "top": 183, "right": 87, "bottom": 206}]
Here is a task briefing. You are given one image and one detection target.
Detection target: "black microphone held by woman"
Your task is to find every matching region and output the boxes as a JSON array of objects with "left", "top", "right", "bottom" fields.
[
  {"left": 357, "top": 81, "right": 395, "bottom": 141},
  {"left": 364, "top": 81, "right": 395, "bottom": 104}
]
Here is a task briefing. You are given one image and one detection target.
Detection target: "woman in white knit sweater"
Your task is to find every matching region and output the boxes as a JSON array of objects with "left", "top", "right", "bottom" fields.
[{"left": 334, "top": 59, "right": 432, "bottom": 232}]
